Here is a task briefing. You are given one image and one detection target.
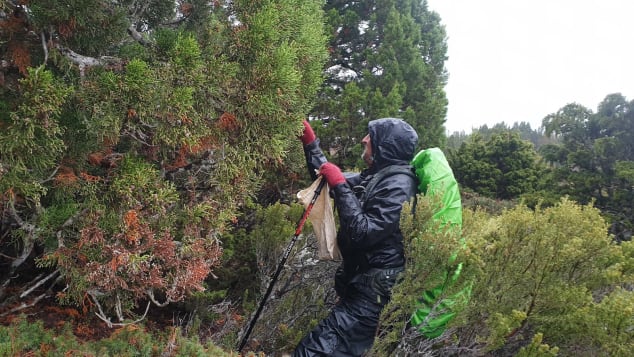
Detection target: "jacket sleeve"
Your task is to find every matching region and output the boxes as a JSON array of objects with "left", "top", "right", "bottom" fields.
[
  {"left": 303, "top": 139, "right": 328, "bottom": 181},
  {"left": 332, "top": 173, "right": 416, "bottom": 250},
  {"left": 303, "top": 139, "right": 361, "bottom": 185}
]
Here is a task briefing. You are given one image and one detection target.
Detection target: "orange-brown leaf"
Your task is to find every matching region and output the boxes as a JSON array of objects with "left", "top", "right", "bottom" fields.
[
  {"left": 54, "top": 167, "right": 79, "bottom": 187},
  {"left": 163, "top": 147, "right": 189, "bottom": 171},
  {"left": 126, "top": 107, "right": 138, "bottom": 120},
  {"left": 124, "top": 210, "right": 141, "bottom": 245},
  {"left": 217, "top": 112, "right": 240, "bottom": 132},
  {"left": 58, "top": 17, "right": 76, "bottom": 38},
  {"left": 87, "top": 152, "right": 105, "bottom": 166},
  {"left": 8, "top": 41, "right": 31, "bottom": 75},
  {"left": 79, "top": 171, "right": 101, "bottom": 182},
  {"left": 185, "top": 135, "right": 218, "bottom": 155}
]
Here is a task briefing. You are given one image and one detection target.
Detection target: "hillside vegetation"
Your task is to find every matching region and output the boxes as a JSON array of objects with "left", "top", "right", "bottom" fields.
[{"left": 1, "top": 1, "right": 633, "bottom": 356}]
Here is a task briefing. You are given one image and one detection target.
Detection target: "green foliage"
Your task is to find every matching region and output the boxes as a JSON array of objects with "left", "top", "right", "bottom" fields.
[
  {"left": 32, "top": 154, "right": 226, "bottom": 318},
  {"left": 2, "top": 0, "right": 328, "bottom": 323},
  {"left": 563, "top": 287, "right": 634, "bottom": 356},
  {"left": 0, "top": 316, "right": 237, "bottom": 356},
  {"left": 168, "top": 32, "right": 203, "bottom": 69},
  {"left": 0, "top": 67, "right": 71, "bottom": 201},
  {"left": 457, "top": 198, "right": 632, "bottom": 355},
  {"left": 485, "top": 310, "right": 528, "bottom": 350},
  {"left": 0, "top": 318, "right": 55, "bottom": 354},
  {"left": 262, "top": 283, "right": 332, "bottom": 352},
  {"left": 515, "top": 333, "right": 559, "bottom": 357},
  {"left": 460, "top": 190, "right": 517, "bottom": 215},
  {"left": 118, "top": 42, "right": 151, "bottom": 61},
  {"left": 36, "top": 202, "right": 80, "bottom": 250},
  {"left": 251, "top": 202, "right": 307, "bottom": 278},
  {"left": 371, "top": 194, "right": 477, "bottom": 355},
  {"left": 615, "top": 160, "right": 634, "bottom": 184},
  {"left": 455, "top": 121, "right": 554, "bottom": 150},
  {"left": 313, "top": 0, "right": 448, "bottom": 168},
  {"left": 93, "top": 325, "right": 157, "bottom": 356},
  {"left": 206, "top": 223, "right": 258, "bottom": 302},
  {"left": 154, "top": 27, "right": 181, "bottom": 54},
  {"left": 30, "top": 0, "right": 129, "bottom": 56},
  {"left": 540, "top": 94, "right": 634, "bottom": 240},
  {"left": 375, "top": 197, "right": 633, "bottom": 356},
  {"left": 227, "top": 0, "right": 328, "bottom": 162},
  {"left": 177, "top": 200, "right": 325, "bottom": 352},
  {"left": 226, "top": 201, "right": 337, "bottom": 354},
  {"left": 449, "top": 131, "right": 543, "bottom": 200}
]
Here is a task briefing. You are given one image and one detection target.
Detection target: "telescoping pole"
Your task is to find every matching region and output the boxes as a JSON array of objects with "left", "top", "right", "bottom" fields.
[{"left": 237, "top": 177, "right": 327, "bottom": 353}]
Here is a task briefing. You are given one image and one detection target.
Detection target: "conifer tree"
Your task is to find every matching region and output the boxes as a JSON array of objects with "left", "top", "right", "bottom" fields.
[
  {"left": 449, "top": 131, "right": 542, "bottom": 200},
  {"left": 541, "top": 94, "right": 634, "bottom": 241},
  {"left": 312, "top": 0, "right": 448, "bottom": 168},
  {"left": 0, "top": 0, "right": 327, "bottom": 320}
]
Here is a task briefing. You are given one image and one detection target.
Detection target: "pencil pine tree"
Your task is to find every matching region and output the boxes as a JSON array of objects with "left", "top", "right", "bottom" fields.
[
  {"left": 0, "top": 0, "right": 327, "bottom": 320},
  {"left": 449, "top": 131, "right": 543, "bottom": 200},
  {"left": 311, "top": 0, "right": 448, "bottom": 168},
  {"left": 541, "top": 93, "right": 634, "bottom": 241}
]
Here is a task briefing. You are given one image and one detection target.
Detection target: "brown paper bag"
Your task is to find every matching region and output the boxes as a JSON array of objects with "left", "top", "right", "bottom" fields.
[{"left": 297, "top": 177, "right": 341, "bottom": 261}]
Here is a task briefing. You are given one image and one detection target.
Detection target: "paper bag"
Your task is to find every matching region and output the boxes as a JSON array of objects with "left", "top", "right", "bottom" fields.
[{"left": 297, "top": 177, "right": 341, "bottom": 261}]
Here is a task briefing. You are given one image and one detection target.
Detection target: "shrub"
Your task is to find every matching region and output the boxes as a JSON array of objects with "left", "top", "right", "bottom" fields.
[
  {"left": 236, "top": 202, "right": 338, "bottom": 354},
  {"left": 371, "top": 194, "right": 480, "bottom": 356},
  {"left": 37, "top": 156, "right": 223, "bottom": 323},
  {"left": 373, "top": 197, "right": 634, "bottom": 356},
  {"left": 0, "top": 315, "right": 238, "bottom": 356},
  {"left": 460, "top": 198, "right": 633, "bottom": 355}
]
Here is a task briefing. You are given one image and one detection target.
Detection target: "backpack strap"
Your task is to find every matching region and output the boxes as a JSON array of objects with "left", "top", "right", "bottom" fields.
[{"left": 364, "top": 164, "right": 417, "bottom": 199}]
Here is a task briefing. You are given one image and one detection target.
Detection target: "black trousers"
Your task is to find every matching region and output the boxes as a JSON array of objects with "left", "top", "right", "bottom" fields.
[{"left": 293, "top": 268, "right": 402, "bottom": 357}]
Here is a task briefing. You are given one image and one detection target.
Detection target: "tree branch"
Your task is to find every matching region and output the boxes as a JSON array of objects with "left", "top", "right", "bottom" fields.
[
  {"left": 89, "top": 290, "right": 152, "bottom": 328},
  {"left": 0, "top": 290, "right": 50, "bottom": 317},
  {"left": 55, "top": 208, "right": 88, "bottom": 248},
  {"left": 127, "top": 24, "right": 151, "bottom": 46},
  {"left": 40, "top": 165, "right": 60, "bottom": 184},
  {"left": 6, "top": 200, "right": 35, "bottom": 271},
  {"left": 147, "top": 289, "right": 172, "bottom": 307},
  {"left": 54, "top": 45, "right": 119, "bottom": 76},
  {"left": 40, "top": 31, "right": 48, "bottom": 64},
  {"left": 57, "top": 46, "right": 105, "bottom": 67},
  {"left": 19, "top": 269, "right": 60, "bottom": 298}
]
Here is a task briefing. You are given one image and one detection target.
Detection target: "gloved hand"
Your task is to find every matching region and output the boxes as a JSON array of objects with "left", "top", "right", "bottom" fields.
[
  {"left": 300, "top": 120, "right": 316, "bottom": 145},
  {"left": 370, "top": 269, "right": 400, "bottom": 298},
  {"left": 334, "top": 264, "right": 349, "bottom": 299},
  {"left": 319, "top": 162, "right": 345, "bottom": 187}
]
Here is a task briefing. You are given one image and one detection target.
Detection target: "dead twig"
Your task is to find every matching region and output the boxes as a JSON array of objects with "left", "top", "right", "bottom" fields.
[
  {"left": 19, "top": 270, "right": 60, "bottom": 298},
  {"left": 147, "top": 289, "right": 172, "bottom": 307},
  {"left": 0, "top": 291, "right": 50, "bottom": 317},
  {"left": 89, "top": 290, "right": 152, "bottom": 328}
]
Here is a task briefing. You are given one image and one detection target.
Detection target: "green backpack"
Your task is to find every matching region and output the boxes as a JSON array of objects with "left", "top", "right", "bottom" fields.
[
  {"left": 366, "top": 147, "right": 470, "bottom": 338},
  {"left": 409, "top": 147, "right": 470, "bottom": 339}
]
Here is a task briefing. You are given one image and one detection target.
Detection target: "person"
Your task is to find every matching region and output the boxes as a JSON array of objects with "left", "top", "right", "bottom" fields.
[{"left": 293, "top": 118, "right": 419, "bottom": 357}]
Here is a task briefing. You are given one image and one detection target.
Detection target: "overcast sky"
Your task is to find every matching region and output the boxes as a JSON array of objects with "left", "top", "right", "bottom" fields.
[{"left": 425, "top": 0, "right": 634, "bottom": 134}]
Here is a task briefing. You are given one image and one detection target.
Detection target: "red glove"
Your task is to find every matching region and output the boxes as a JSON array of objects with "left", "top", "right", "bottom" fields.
[
  {"left": 319, "top": 162, "right": 346, "bottom": 187},
  {"left": 300, "top": 120, "right": 316, "bottom": 145}
]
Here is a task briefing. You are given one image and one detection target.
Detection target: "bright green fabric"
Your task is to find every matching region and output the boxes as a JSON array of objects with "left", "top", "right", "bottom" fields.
[
  {"left": 412, "top": 147, "right": 462, "bottom": 228},
  {"left": 410, "top": 148, "right": 470, "bottom": 338}
]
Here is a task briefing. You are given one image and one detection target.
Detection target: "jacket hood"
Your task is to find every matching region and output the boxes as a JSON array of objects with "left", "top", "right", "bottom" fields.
[{"left": 368, "top": 118, "right": 418, "bottom": 170}]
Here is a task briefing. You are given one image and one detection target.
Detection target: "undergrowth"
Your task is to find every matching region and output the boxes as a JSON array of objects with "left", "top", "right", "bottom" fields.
[{"left": 0, "top": 315, "right": 243, "bottom": 357}]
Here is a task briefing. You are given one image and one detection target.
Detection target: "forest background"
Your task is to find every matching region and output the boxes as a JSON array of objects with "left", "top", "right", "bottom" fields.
[{"left": 0, "top": 1, "right": 632, "bottom": 356}]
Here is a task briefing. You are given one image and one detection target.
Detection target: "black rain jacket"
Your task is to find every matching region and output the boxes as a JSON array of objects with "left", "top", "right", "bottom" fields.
[{"left": 303, "top": 118, "right": 418, "bottom": 286}]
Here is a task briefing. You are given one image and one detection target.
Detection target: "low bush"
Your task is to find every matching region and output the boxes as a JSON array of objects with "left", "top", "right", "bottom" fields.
[{"left": 373, "top": 197, "right": 634, "bottom": 356}]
